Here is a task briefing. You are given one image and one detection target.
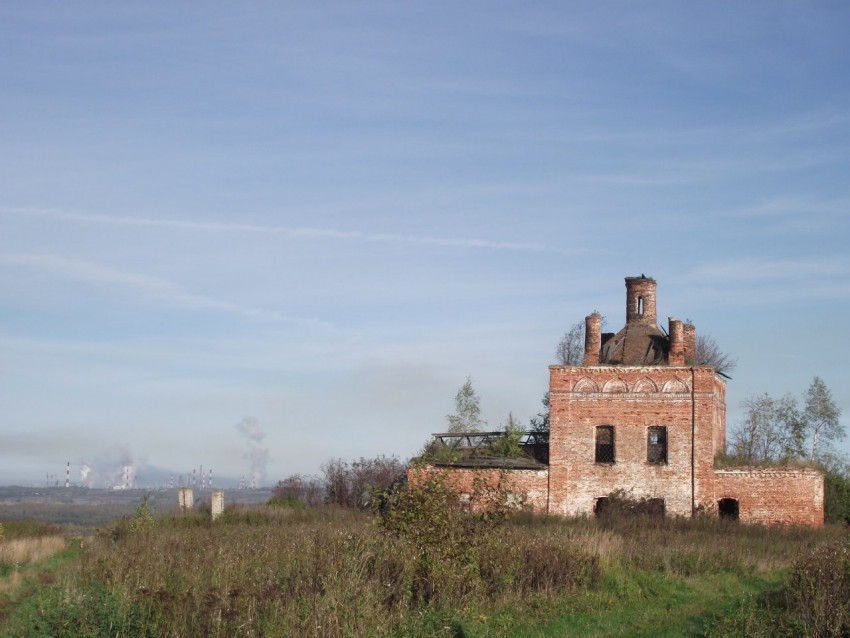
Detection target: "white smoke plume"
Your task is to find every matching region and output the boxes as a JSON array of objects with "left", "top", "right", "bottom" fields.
[
  {"left": 235, "top": 416, "right": 266, "bottom": 443},
  {"left": 235, "top": 416, "right": 270, "bottom": 487},
  {"left": 77, "top": 449, "right": 144, "bottom": 489}
]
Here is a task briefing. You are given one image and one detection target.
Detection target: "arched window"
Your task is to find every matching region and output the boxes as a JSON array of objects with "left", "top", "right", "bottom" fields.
[{"left": 595, "top": 425, "right": 615, "bottom": 463}]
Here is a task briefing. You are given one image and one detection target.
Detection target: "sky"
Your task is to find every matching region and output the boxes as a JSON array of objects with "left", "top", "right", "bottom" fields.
[{"left": 1, "top": 2, "right": 849, "bottom": 488}]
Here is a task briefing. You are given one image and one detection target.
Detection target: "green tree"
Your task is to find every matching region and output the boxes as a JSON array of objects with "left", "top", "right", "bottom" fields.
[
  {"left": 529, "top": 392, "right": 550, "bottom": 441},
  {"left": 802, "top": 376, "right": 844, "bottom": 461},
  {"left": 446, "top": 376, "right": 484, "bottom": 433},
  {"left": 487, "top": 412, "right": 525, "bottom": 457}
]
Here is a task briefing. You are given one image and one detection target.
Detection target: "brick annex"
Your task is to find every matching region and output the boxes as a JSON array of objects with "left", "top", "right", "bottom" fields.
[{"left": 413, "top": 276, "right": 823, "bottom": 526}]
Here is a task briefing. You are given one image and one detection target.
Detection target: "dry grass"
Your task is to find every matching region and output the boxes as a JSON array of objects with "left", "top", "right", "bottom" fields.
[
  {"left": 0, "top": 570, "right": 21, "bottom": 594},
  {"left": 0, "top": 536, "right": 66, "bottom": 567},
  {"left": 0, "top": 535, "right": 65, "bottom": 596}
]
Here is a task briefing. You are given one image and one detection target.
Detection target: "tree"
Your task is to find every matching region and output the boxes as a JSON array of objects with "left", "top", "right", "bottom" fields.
[
  {"left": 446, "top": 377, "right": 484, "bottom": 433},
  {"left": 555, "top": 321, "right": 585, "bottom": 365},
  {"left": 529, "top": 392, "right": 550, "bottom": 441},
  {"left": 728, "top": 377, "right": 845, "bottom": 466},
  {"left": 802, "top": 376, "right": 843, "bottom": 461},
  {"left": 694, "top": 332, "right": 737, "bottom": 378},
  {"left": 730, "top": 392, "right": 802, "bottom": 464},
  {"left": 487, "top": 412, "right": 525, "bottom": 457}
]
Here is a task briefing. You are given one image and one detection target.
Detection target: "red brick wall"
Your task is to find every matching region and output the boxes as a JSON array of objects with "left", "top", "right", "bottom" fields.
[
  {"left": 548, "top": 365, "right": 725, "bottom": 517},
  {"left": 408, "top": 465, "right": 549, "bottom": 513},
  {"left": 714, "top": 468, "right": 824, "bottom": 527}
]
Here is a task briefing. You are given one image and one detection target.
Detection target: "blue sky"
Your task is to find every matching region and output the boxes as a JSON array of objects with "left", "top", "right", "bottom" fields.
[{"left": 1, "top": 2, "right": 849, "bottom": 487}]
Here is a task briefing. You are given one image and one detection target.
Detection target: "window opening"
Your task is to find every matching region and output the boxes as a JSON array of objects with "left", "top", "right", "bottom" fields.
[
  {"left": 718, "top": 498, "right": 739, "bottom": 521},
  {"left": 638, "top": 296, "right": 644, "bottom": 316},
  {"left": 647, "top": 426, "right": 668, "bottom": 464},
  {"left": 595, "top": 425, "right": 615, "bottom": 463}
]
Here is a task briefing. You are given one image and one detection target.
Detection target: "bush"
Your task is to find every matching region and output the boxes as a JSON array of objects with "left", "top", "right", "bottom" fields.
[
  {"left": 788, "top": 537, "right": 850, "bottom": 637},
  {"left": 271, "top": 473, "right": 324, "bottom": 507},
  {"left": 0, "top": 519, "right": 62, "bottom": 539},
  {"left": 323, "top": 455, "right": 407, "bottom": 509},
  {"left": 128, "top": 495, "right": 155, "bottom": 535},
  {"left": 595, "top": 489, "right": 666, "bottom": 522}
]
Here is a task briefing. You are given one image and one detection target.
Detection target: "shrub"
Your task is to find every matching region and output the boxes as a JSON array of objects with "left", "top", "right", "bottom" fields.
[
  {"left": 788, "top": 537, "right": 850, "bottom": 637},
  {"left": 323, "top": 455, "right": 407, "bottom": 509},
  {"left": 128, "top": 494, "right": 155, "bottom": 535},
  {"left": 595, "top": 489, "right": 665, "bottom": 522},
  {"left": 0, "top": 519, "right": 62, "bottom": 539},
  {"left": 271, "top": 473, "right": 324, "bottom": 507}
]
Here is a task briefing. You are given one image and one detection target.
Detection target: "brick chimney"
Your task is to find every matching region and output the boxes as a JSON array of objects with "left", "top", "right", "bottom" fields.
[
  {"left": 625, "top": 276, "right": 657, "bottom": 325},
  {"left": 668, "top": 317, "right": 684, "bottom": 366},
  {"left": 683, "top": 322, "right": 696, "bottom": 365},
  {"left": 583, "top": 312, "right": 601, "bottom": 365}
]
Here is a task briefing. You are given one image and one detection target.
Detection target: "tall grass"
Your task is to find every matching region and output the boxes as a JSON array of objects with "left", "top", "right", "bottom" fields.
[
  {"left": 0, "top": 537, "right": 66, "bottom": 572},
  {"left": 3, "top": 496, "right": 848, "bottom": 637},
  {"left": 63, "top": 505, "right": 596, "bottom": 637}
]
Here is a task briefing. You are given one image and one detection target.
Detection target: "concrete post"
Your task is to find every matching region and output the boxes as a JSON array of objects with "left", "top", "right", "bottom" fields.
[
  {"left": 211, "top": 490, "right": 224, "bottom": 521},
  {"left": 178, "top": 487, "right": 193, "bottom": 512}
]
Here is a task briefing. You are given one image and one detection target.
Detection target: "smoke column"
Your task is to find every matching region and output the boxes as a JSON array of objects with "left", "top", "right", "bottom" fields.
[{"left": 235, "top": 416, "right": 270, "bottom": 488}]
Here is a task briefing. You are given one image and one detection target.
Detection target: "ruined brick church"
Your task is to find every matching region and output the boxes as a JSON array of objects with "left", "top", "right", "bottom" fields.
[{"left": 415, "top": 276, "right": 823, "bottom": 526}]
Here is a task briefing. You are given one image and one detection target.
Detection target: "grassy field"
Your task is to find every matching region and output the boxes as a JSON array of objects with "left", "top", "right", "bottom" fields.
[{"left": 0, "top": 488, "right": 848, "bottom": 637}]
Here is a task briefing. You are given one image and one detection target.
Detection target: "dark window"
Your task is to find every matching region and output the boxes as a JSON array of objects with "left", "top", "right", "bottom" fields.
[
  {"left": 719, "top": 498, "right": 739, "bottom": 521},
  {"left": 647, "top": 426, "right": 667, "bottom": 464},
  {"left": 595, "top": 426, "right": 615, "bottom": 463}
]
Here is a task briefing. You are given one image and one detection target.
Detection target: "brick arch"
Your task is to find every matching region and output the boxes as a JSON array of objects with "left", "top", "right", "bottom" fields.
[
  {"left": 602, "top": 379, "right": 628, "bottom": 393},
  {"left": 632, "top": 377, "right": 659, "bottom": 393},
  {"left": 573, "top": 377, "right": 600, "bottom": 393},
  {"left": 662, "top": 378, "right": 690, "bottom": 394}
]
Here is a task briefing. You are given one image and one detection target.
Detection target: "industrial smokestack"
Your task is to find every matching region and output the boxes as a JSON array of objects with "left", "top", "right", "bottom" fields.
[{"left": 66, "top": 462, "right": 70, "bottom": 488}]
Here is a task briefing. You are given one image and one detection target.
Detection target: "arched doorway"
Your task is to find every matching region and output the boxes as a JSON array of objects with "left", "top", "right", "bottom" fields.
[
  {"left": 718, "top": 498, "right": 739, "bottom": 521},
  {"left": 594, "top": 497, "right": 609, "bottom": 517}
]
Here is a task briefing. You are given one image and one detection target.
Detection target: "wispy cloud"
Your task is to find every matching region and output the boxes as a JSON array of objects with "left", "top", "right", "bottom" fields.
[
  {"left": 720, "top": 195, "right": 850, "bottom": 219},
  {"left": 0, "top": 206, "right": 547, "bottom": 252},
  {"left": 688, "top": 257, "right": 849, "bottom": 283},
  {"left": 0, "top": 252, "right": 325, "bottom": 325}
]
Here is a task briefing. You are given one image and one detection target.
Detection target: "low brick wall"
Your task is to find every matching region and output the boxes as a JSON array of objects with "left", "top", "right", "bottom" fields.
[
  {"left": 408, "top": 465, "right": 549, "bottom": 513},
  {"left": 713, "top": 468, "right": 823, "bottom": 527}
]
